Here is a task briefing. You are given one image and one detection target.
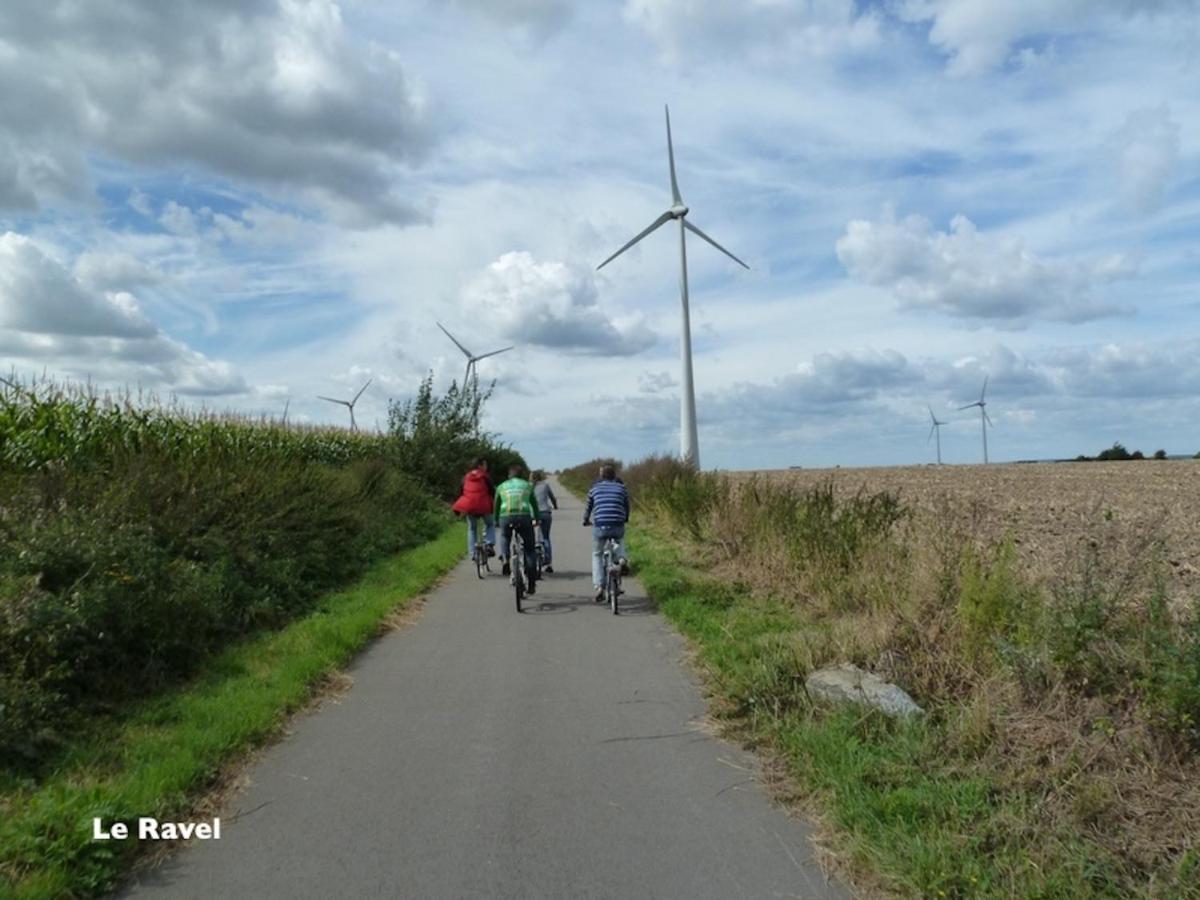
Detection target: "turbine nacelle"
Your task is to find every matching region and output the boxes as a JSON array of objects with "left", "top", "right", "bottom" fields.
[{"left": 669, "top": 203, "right": 689, "bottom": 218}]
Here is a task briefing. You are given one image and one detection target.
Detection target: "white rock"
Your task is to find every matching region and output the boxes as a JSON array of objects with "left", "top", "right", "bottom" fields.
[{"left": 805, "top": 663, "right": 924, "bottom": 719}]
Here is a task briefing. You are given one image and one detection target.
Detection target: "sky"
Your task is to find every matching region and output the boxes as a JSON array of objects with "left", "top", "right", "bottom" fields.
[{"left": 1, "top": 0, "right": 1198, "bottom": 470}]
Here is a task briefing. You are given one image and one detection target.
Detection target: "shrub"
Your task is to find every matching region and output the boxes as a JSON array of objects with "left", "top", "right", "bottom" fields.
[
  {"left": 1097, "top": 443, "right": 1131, "bottom": 461},
  {"left": 0, "top": 375, "right": 514, "bottom": 769},
  {"left": 1153, "top": 449, "right": 1167, "bottom": 460},
  {"left": 956, "top": 538, "right": 1044, "bottom": 665}
]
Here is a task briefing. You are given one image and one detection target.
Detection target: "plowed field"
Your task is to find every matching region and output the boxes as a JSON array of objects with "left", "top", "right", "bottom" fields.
[{"left": 738, "top": 461, "right": 1200, "bottom": 603}]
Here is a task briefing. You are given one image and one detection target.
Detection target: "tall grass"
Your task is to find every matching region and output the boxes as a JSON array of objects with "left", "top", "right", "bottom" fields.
[{"left": 565, "top": 455, "right": 1200, "bottom": 895}]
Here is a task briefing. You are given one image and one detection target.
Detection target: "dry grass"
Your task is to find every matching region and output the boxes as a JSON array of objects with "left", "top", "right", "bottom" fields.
[
  {"left": 614, "top": 456, "right": 1200, "bottom": 894},
  {"left": 734, "top": 461, "right": 1200, "bottom": 607}
]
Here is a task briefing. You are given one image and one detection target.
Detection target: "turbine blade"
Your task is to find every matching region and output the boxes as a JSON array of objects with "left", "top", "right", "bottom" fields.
[
  {"left": 473, "top": 346, "right": 514, "bottom": 362},
  {"left": 928, "top": 404, "right": 936, "bottom": 424},
  {"left": 927, "top": 423, "right": 935, "bottom": 443},
  {"left": 683, "top": 220, "right": 749, "bottom": 269},
  {"left": 665, "top": 105, "right": 682, "bottom": 205},
  {"left": 596, "top": 210, "right": 674, "bottom": 271},
  {"left": 317, "top": 395, "right": 346, "bottom": 405},
  {"left": 957, "top": 402, "right": 979, "bottom": 410},
  {"left": 352, "top": 378, "right": 372, "bottom": 405},
  {"left": 437, "top": 322, "right": 474, "bottom": 359},
  {"left": 984, "top": 409, "right": 994, "bottom": 428},
  {"left": 980, "top": 375, "right": 989, "bottom": 402}
]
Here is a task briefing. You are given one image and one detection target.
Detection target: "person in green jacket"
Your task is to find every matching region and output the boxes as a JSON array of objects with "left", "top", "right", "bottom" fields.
[{"left": 495, "top": 465, "right": 540, "bottom": 592}]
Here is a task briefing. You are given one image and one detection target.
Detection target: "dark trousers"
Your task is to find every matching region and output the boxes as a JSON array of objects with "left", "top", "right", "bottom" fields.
[{"left": 498, "top": 515, "right": 537, "bottom": 578}]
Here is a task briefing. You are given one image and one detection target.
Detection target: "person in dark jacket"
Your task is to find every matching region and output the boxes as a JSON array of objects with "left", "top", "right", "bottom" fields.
[
  {"left": 582, "top": 464, "right": 630, "bottom": 601},
  {"left": 451, "top": 457, "right": 495, "bottom": 559}
]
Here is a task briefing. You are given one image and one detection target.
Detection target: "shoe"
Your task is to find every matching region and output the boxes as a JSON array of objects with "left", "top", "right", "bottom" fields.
[
  {"left": 544, "top": 565, "right": 553, "bottom": 574},
  {"left": 501, "top": 559, "right": 510, "bottom": 576},
  {"left": 619, "top": 558, "right": 630, "bottom": 576},
  {"left": 594, "top": 587, "right": 604, "bottom": 602},
  {"left": 527, "top": 582, "right": 536, "bottom": 595},
  {"left": 486, "top": 544, "right": 496, "bottom": 557}
]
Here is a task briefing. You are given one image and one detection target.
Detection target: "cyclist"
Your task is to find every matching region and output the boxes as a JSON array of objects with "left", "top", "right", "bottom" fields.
[
  {"left": 582, "top": 464, "right": 630, "bottom": 602},
  {"left": 495, "top": 464, "right": 540, "bottom": 595},
  {"left": 452, "top": 457, "right": 495, "bottom": 561},
  {"left": 531, "top": 469, "right": 558, "bottom": 573}
]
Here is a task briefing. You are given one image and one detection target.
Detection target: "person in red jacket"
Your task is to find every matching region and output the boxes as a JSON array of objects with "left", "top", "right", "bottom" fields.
[{"left": 452, "top": 457, "right": 496, "bottom": 559}]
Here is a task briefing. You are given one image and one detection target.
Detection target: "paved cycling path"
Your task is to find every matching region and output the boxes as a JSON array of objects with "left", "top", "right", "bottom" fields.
[{"left": 121, "top": 478, "right": 850, "bottom": 899}]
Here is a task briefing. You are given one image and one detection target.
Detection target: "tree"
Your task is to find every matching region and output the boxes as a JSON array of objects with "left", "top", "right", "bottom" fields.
[
  {"left": 1097, "top": 442, "right": 1132, "bottom": 461},
  {"left": 386, "top": 374, "right": 524, "bottom": 499},
  {"left": 1153, "top": 449, "right": 1167, "bottom": 460}
]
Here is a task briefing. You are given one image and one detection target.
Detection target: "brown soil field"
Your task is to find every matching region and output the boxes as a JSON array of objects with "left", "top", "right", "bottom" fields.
[{"left": 736, "top": 460, "right": 1200, "bottom": 605}]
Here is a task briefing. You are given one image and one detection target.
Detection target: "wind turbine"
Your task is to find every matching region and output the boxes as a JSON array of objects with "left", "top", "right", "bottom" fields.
[
  {"left": 958, "top": 377, "right": 993, "bottom": 463},
  {"left": 436, "top": 322, "right": 513, "bottom": 391},
  {"left": 318, "top": 378, "right": 371, "bottom": 431},
  {"left": 927, "top": 405, "right": 948, "bottom": 465},
  {"left": 596, "top": 105, "right": 749, "bottom": 470}
]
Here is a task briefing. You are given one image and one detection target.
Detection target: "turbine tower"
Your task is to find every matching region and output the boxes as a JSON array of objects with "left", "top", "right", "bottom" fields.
[
  {"left": 597, "top": 105, "right": 749, "bottom": 470},
  {"left": 927, "top": 405, "right": 948, "bottom": 465},
  {"left": 318, "top": 378, "right": 371, "bottom": 431},
  {"left": 437, "top": 322, "right": 513, "bottom": 392},
  {"left": 958, "top": 377, "right": 993, "bottom": 463}
]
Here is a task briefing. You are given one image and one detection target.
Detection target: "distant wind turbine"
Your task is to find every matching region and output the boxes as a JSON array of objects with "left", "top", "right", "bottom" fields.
[
  {"left": 318, "top": 379, "right": 371, "bottom": 431},
  {"left": 436, "top": 322, "right": 513, "bottom": 391},
  {"left": 596, "top": 105, "right": 749, "bottom": 470},
  {"left": 927, "top": 405, "right": 948, "bottom": 465},
  {"left": 958, "top": 377, "right": 993, "bottom": 463}
]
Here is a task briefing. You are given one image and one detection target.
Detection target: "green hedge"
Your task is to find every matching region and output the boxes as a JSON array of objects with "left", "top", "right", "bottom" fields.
[{"left": 0, "top": 376, "right": 522, "bottom": 769}]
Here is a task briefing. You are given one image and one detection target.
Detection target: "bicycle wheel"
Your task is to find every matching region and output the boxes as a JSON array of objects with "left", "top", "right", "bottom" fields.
[
  {"left": 474, "top": 544, "right": 485, "bottom": 579},
  {"left": 608, "top": 565, "right": 619, "bottom": 615},
  {"left": 513, "top": 535, "right": 524, "bottom": 612}
]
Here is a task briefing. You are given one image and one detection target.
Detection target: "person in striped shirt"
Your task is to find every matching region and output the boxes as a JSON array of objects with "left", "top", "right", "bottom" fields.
[{"left": 582, "top": 464, "right": 630, "bottom": 602}]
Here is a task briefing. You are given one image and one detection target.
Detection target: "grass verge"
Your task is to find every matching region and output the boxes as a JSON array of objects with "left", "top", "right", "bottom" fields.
[
  {"left": 0, "top": 523, "right": 462, "bottom": 899},
  {"left": 627, "top": 525, "right": 1199, "bottom": 899}
]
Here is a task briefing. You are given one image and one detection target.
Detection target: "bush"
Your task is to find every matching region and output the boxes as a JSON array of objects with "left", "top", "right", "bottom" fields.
[
  {"left": 0, "top": 376, "right": 515, "bottom": 769},
  {"left": 1097, "top": 443, "right": 1132, "bottom": 461},
  {"left": 1154, "top": 449, "right": 1167, "bottom": 460}
]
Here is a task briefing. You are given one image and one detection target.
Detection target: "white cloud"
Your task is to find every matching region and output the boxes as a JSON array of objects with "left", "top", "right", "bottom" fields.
[
  {"left": 898, "top": 0, "right": 1199, "bottom": 75},
  {"left": 0, "top": 232, "right": 245, "bottom": 395},
  {"left": 638, "top": 370, "right": 677, "bottom": 393},
  {"left": 622, "top": 0, "right": 881, "bottom": 64},
  {"left": 1110, "top": 105, "right": 1181, "bottom": 214},
  {"left": 450, "top": 0, "right": 573, "bottom": 39},
  {"left": 74, "top": 251, "right": 164, "bottom": 292},
  {"left": 461, "top": 251, "right": 656, "bottom": 356},
  {"left": 0, "top": 233, "right": 155, "bottom": 338},
  {"left": 836, "top": 209, "right": 1133, "bottom": 325},
  {"left": 0, "top": 0, "right": 431, "bottom": 224}
]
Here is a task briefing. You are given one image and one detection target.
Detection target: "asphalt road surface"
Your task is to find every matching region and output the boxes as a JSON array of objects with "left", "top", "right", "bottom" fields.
[{"left": 121, "top": 478, "right": 851, "bottom": 899}]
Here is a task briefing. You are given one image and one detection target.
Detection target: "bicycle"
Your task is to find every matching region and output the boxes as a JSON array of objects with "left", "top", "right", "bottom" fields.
[
  {"left": 472, "top": 539, "right": 490, "bottom": 579},
  {"left": 509, "top": 525, "right": 534, "bottom": 612},
  {"left": 533, "top": 521, "right": 547, "bottom": 580},
  {"left": 470, "top": 520, "right": 491, "bottom": 580},
  {"left": 601, "top": 536, "right": 622, "bottom": 615}
]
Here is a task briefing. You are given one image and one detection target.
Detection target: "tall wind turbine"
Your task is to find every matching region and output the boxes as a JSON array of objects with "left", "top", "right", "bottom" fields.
[
  {"left": 958, "top": 377, "right": 993, "bottom": 463},
  {"left": 318, "top": 378, "right": 371, "bottom": 431},
  {"left": 596, "top": 105, "right": 749, "bottom": 470},
  {"left": 927, "top": 405, "right": 948, "bottom": 465},
  {"left": 437, "top": 322, "right": 513, "bottom": 391}
]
